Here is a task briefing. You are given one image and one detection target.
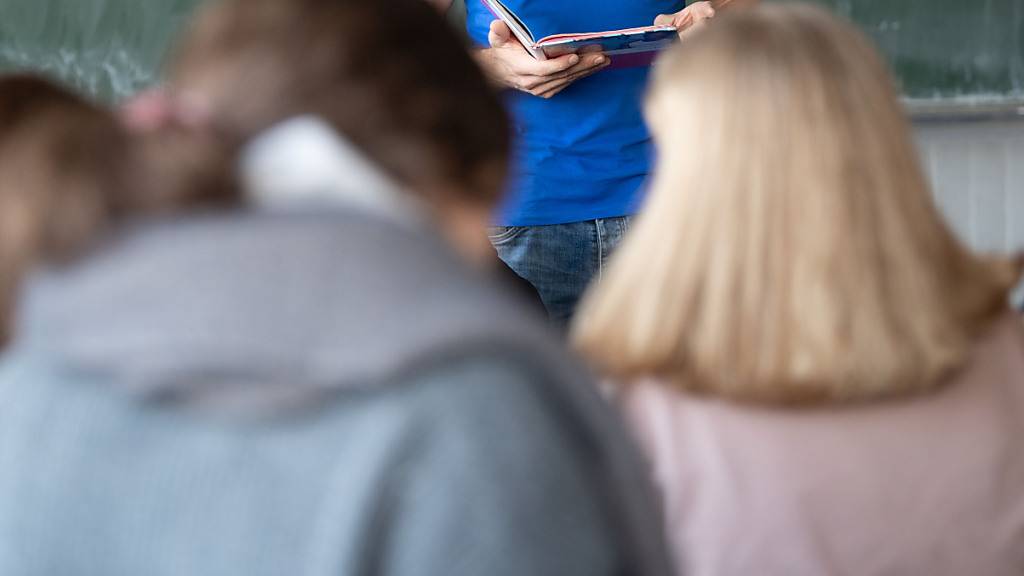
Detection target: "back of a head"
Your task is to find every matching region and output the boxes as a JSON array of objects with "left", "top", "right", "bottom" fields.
[
  {"left": 573, "top": 4, "right": 1020, "bottom": 404},
  {"left": 169, "top": 0, "right": 510, "bottom": 207},
  {"left": 0, "top": 75, "right": 134, "bottom": 348}
]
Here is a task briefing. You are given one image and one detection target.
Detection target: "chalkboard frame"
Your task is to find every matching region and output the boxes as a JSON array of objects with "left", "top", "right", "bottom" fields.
[{"left": 906, "top": 98, "right": 1024, "bottom": 122}]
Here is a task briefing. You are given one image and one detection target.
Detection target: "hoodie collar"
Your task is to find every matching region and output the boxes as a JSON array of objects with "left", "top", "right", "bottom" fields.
[
  {"left": 239, "top": 115, "right": 426, "bottom": 226},
  {"left": 13, "top": 208, "right": 506, "bottom": 407}
]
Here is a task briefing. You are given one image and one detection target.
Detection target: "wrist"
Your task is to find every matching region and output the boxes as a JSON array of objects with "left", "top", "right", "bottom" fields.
[{"left": 473, "top": 47, "right": 514, "bottom": 91}]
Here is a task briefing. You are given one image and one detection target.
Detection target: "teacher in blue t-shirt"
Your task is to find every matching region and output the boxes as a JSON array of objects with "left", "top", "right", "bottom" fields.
[{"left": 432, "top": 0, "right": 722, "bottom": 324}]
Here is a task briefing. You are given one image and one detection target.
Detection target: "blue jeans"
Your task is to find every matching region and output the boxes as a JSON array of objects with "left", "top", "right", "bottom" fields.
[{"left": 488, "top": 217, "right": 633, "bottom": 325}]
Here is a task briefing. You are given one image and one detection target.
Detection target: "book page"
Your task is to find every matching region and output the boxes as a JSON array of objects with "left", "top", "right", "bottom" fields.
[{"left": 479, "top": 0, "right": 547, "bottom": 60}]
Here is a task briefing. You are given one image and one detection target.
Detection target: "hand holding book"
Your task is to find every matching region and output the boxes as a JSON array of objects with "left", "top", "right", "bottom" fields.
[
  {"left": 476, "top": 19, "right": 610, "bottom": 99},
  {"left": 475, "top": 1, "right": 721, "bottom": 99},
  {"left": 656, "top": 1, "right": 718, "bottom": 39}
]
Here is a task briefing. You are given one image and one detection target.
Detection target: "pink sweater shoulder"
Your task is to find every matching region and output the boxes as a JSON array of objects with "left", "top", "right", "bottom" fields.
[{"left": 619, "top": 313, "right": 1024, "bottom": 576}]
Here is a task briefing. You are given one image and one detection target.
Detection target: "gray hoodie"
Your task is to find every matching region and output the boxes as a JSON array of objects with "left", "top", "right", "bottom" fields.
[{"left": 0, "top": 206, "right": 673, "bottom": 576}]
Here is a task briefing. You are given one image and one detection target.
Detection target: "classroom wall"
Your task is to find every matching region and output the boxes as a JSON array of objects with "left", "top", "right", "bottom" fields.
[
  {"left": 915, "top": 118, "right": 1024, "bottom": 255},
  {"left": 914, "top": 116, "right": 1024, "bottom": 305},
  {"left": 0, "top": 0, "right": 1020, "bottom": 264}
]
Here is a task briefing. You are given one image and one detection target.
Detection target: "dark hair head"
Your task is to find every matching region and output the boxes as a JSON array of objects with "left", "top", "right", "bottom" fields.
[
  {"left": 0, "top": 75, "right": 140, "bottom": 259},
  {"left": 170, "top": 0, "right": 510, "bottom": 206},
  {"left": 0, "top": 75, "right": 136, "bottom": 346}
]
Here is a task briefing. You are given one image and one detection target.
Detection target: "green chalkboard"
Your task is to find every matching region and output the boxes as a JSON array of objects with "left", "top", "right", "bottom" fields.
[
  {"left": 0, "top": 0, "right": 203, "bottom": 101},
  {"left": 781, "top": 0, "right": 1024, "bottom": 103},
  {"left": 0, "top": 0, "right": 1021, "bottom": 105}
]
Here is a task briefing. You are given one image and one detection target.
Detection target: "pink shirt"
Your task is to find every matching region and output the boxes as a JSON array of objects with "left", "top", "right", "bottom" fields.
[{"left": 620, "top": 313, "right": 1024, "bottom": 576}]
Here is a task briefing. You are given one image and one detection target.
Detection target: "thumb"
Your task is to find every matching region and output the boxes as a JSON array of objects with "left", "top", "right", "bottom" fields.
[
  {"left": 488, "top": 20, "right": 513, "bottom": 48},
  {"left": 682, "top": 4, "right": 716, "bottom": 27},
  {"left": 654, "top": 13, "right": 676, "bottom": 27}
]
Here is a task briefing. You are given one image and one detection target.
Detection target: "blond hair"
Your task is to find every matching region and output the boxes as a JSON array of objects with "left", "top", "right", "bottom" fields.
[{"left": 572, "top": 4, "right": 1020, "bottom": 404}]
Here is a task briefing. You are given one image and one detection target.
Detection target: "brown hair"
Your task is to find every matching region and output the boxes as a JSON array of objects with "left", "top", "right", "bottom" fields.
[
  {"left": 0, "top": 75, "right": 136, "bottom": 346},
  {"left": 572, "top": 4, "right": 1020, "bottom": 404},
  {"left": 168, "top": 0, "right": 510, "bottom": 205}
]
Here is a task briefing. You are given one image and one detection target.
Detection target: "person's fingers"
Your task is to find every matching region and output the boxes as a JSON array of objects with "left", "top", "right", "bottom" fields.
[
  {"left": 692, "top": 17, "right": 713, "bottom": 30},
  {"left": 570, "top": 53, "right": 608, "bottom": 72},
  {"left": 523, "top": 75, "right": 569, "bottom": 95},
  {"left": 537, "top": 83, "right": 569, "bottom": 99},
  {"left": 690, "top": 1, "right": 717, "bottom": 18},
  {"left": 533, "top": 61, "right": 611, "bottom": 98},
  {"left": 521, "top": 53, "right": 590, "bottom": 76},
  {"left": 488, "top": 19, "right": 513, "bottom": 47},
  {"left": 517, "top": 54, "right": 607, "bottom": 89},
  {"left": 654, "top": 13, "right": 676, "bottom": 27},
  {"left": 677, "top": 13, "right": 713, "bottom": 39},
  {"left": 538, "top": 79, "right": 582, "bottom": 98},
  {"left": 677, "top": 3, "right": 715, "bottom": 28}
]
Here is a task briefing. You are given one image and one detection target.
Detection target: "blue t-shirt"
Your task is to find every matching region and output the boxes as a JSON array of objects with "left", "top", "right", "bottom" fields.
[{"left": 467, "top": 0, "right": 686, "bottom": 226}]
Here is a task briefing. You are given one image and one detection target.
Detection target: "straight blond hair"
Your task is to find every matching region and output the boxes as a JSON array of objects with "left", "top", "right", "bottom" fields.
[{"left": 572, "top": 4, "right": 1020, "bottom": 404}]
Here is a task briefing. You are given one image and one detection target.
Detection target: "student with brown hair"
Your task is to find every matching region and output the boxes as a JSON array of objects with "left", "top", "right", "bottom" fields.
[
  {"left": 126, "top": 0, "right": 543, "bottom": 308},
  {"left": 0, "top": 1, "right": 672, "bottom": 574},
  {"left": 0, "top": 75, "right": 137, "bottom": 348},
  {"left": 0, "top": 72, "right": 239, "bottom": 351},
  {"left": 156, "top": 0, "right": 508, "bottom": 260},
  {"left": 572, "top": 5, "right": 1024, "bottom": 575}
]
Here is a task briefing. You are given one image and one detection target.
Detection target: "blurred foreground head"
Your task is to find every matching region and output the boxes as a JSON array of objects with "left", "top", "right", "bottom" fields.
[
  {"left": 573, "top": 4, "right": 1021, "bottom": 404},
  {"left": 165, "top": 0, "right": 509, "bottom": 209},
  {"left": 0, "top": 76, "right": 134, "bottom": 347}
]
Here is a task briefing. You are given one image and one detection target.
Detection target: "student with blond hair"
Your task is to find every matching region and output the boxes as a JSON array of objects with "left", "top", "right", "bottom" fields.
[{"left": 572, "top": 5, "right": 1024, "bottom": 575}]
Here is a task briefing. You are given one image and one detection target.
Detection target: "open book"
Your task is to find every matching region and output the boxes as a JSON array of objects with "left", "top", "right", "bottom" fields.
[{"left": 481, "top": 0, "right": 678, "bottom": 64}]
